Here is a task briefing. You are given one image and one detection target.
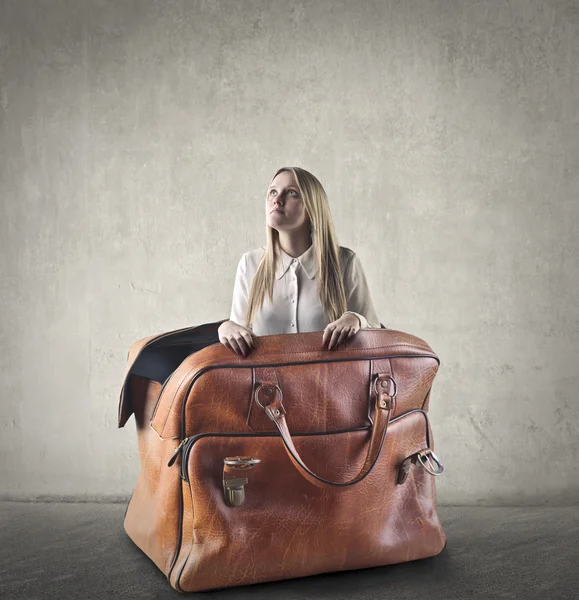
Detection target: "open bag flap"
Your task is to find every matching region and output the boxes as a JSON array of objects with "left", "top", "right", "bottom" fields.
[{"left": 118, "top": 320, "right": 226, "bottom": 427}]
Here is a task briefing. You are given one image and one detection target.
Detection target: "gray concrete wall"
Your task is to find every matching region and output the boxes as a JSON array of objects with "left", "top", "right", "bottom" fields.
[{"left": 0, "top": 0, "right": 577, "bottom": 504}]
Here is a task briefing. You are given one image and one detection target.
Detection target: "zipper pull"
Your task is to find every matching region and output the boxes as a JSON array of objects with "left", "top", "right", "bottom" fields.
[{"left": 167, "top": 437, "right": 190, "bottom": 467}]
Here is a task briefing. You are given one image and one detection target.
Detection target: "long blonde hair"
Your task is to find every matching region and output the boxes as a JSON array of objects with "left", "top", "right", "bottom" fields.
[{"left": 245, "top": 167, "right": 348, "bottom": 328}]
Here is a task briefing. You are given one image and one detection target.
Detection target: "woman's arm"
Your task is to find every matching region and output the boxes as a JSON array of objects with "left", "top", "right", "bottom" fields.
[
  {"left": 219, "top": 253, "right": 258, "bottom": 357},
  {"left": 229, "top": 253, "right": 249, "bottom": 328},
  {"left": 343, "top": 253, "right": 382, "bottom": 329}
]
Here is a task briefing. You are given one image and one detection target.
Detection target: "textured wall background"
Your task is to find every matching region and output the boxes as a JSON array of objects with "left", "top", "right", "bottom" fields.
[{"left": 0, "top": 0, "right": 577, "bottom": 504}]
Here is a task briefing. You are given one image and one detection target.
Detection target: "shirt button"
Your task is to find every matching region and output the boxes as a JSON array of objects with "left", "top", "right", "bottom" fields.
[
  {"left": 291, "top": 299, "right": 295, "bottom": 303},
  {"left": 290, "top": 322, "right": 295, "bottom": 327}
]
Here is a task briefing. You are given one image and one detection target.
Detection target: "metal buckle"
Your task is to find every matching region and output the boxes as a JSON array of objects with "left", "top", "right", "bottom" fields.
[
  {"left": 372, "top": 374, "right": 397, "bottom": 398},
  {"left": 416, "top": 450, "right": 444, "bottom": 476},
  {"left": 254, "top": 383, "right": 283, "bottom": 410}
]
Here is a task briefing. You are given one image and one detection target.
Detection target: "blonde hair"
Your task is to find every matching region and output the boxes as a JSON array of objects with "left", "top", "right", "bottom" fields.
[{"left": 245, "top": 166, "right": 348, "bottom": 328}]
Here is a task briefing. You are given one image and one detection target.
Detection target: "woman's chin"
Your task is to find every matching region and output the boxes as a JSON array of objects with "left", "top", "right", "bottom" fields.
[{"left": 267, "top": 217, "right": 286, "bottom": 230}]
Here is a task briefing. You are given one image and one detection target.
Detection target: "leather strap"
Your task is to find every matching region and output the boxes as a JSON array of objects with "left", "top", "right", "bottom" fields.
[{"left": 254, "top": 367, "right": 396, "bottom": 489}]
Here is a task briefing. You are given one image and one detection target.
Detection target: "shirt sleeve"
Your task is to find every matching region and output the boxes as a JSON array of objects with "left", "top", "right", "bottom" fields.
[
  {"left": 229, "top": 254, "right": 250, "bottom": 328},
  {"left": 343, "top": 253, "right": 382, "bottom": 329}
]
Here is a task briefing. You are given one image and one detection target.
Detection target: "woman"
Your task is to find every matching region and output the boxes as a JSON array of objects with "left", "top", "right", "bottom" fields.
[{"left": 218, "top": 166, "right": 382, "bottom": 357}]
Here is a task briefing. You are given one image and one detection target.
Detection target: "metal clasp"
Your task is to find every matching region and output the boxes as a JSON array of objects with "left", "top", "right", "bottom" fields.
[
  {"left": 223, "top": 477, "right": 249, "bottom": 507},
  {"left": 397, "top": 448, "right": 444, "bottom": 485},
  {"left": 416, "top": 449, "right": 444, "bottom": 476},
  {"left": 223, "top": 456, "right": 261, "bottom": 507},
  {"left": 223, "top": 457, "right": 261, "bottom": 469}
]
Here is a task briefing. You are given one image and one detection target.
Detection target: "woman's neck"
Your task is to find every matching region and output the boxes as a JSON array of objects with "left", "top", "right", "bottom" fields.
[{"left": 277, "top": 228, "right": 312, "bottom": 258}]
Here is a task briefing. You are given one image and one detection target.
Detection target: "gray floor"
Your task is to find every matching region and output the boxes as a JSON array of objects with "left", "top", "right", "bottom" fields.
[{"left": 0, "top": 502, "right": 577, "bottom": 599}]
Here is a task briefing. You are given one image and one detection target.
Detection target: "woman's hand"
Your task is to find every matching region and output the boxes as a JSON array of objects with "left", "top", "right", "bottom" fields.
[
  {"left": 218, "top": 320, "right": 258, "bottom": 357},
  {"left": 322, "top": 312, "right": 361, "bottom": 350}
]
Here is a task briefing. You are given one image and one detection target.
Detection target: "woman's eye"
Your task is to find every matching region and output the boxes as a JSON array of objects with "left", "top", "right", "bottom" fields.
[{"left": 269, "top": 189, "right": 298, "bottom": 197}]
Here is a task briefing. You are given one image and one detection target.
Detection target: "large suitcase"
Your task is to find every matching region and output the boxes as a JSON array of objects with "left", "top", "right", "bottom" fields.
[{"left": 118, "top": 320, "right": 447, "bottom": 592}]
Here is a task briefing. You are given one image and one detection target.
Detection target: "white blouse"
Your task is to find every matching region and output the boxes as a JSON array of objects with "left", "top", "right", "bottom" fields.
[{"left": 229, "top": 243, "right": 382, "bottom": 336}]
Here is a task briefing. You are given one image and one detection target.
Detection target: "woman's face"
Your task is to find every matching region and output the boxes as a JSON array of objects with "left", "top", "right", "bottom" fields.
[{"left": 265, "top": 171, "right": 310, "bottom": 233}]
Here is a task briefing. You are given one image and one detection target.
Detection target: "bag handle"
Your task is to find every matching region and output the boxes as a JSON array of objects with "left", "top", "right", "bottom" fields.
[{"left": 254, "top": 369, "right": 396, "bottom": 489}]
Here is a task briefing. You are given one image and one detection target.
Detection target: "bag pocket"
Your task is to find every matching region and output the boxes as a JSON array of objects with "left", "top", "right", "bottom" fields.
[{"left": 175, "top": 409, "right": 446, "bottom": 592}]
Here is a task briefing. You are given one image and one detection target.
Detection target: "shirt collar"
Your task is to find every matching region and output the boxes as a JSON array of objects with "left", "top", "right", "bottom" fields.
[{"left": 275, "top": 243, "right": 317, "bottom": 280}]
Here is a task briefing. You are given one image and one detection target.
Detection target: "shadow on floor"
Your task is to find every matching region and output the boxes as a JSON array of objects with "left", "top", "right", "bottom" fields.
[{"left": 0, "top": 503, "right": 577, "bottom": 599}]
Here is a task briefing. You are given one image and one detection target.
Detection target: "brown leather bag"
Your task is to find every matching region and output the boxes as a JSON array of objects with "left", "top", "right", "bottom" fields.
[{"left": 118, "top": 320, "right": 447, "bottom": 592}]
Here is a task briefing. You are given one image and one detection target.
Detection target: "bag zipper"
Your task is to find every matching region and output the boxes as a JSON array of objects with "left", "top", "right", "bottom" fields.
[
  {"left": 176, "top": 353, "right": 439, "bottom": 443},
  {"left": 174, "top": 408, "right": 431, "bottom": 482}
]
